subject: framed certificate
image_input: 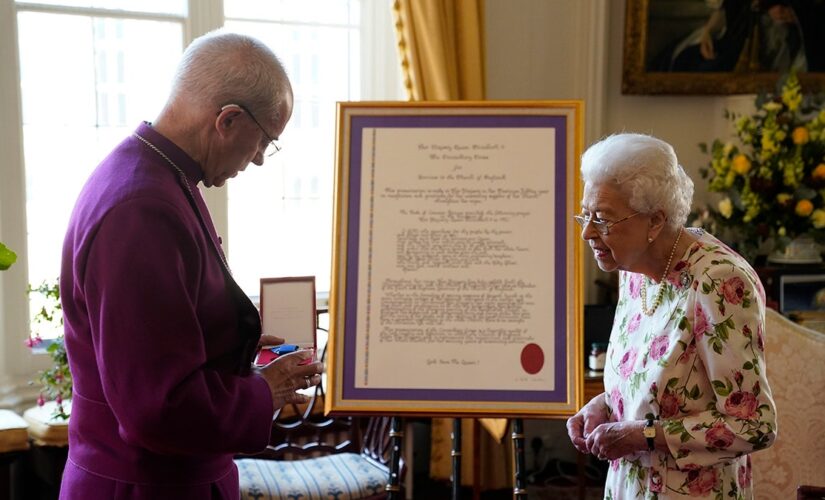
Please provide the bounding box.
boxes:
[326,101,584,417]
[260,276,317,350]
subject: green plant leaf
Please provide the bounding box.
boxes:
[0,242,17,270]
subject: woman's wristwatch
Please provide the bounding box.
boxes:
[643,417,656,451]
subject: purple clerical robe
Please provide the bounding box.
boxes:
[59,122,273,498]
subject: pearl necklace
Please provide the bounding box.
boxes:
[640,227,683,316]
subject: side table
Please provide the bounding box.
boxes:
[0,410,29,500]
[20,404,69,500]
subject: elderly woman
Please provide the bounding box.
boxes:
[566,133,776,499]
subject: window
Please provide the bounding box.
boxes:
[3,0,401,343]
[223,0,403,295]
[15,2,185,338]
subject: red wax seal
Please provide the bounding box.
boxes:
[520,343,544,374]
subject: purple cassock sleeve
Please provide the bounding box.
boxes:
[79,195,273,456]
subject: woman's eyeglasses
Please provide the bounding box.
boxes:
[573,212,640,235]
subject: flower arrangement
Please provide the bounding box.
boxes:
[697,72,825,257]
[25,280,71,420]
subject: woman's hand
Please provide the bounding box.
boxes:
[255,349,323,410]
[585,420,646,461]
[566,393,610,454]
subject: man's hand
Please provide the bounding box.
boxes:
[257,334,285,349]
[255,349,323,410]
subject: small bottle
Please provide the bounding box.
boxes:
[588,342,608,372]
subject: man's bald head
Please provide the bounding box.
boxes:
[168,31,291,124]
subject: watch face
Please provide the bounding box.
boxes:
[643,427,656,438]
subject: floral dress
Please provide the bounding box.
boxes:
[602,229,777,499]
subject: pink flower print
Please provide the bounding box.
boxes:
[742,324,752,338]
[610,386,624,420]
[678,341,696,364]
[721,276,746,305]
[610,459,620,471]
[667,261,688,286]
[617,348,638,379]
[649,469,663,493]
[628,274,642,299]
[738,456,752,488]
[694,303,711,341]
[627,313,642,334]
[649,335,669,361]
[685,467,719,496]
[659,388,682,418]
[725,391,759,420]
[734,371,743,387]
[705,421,735,449]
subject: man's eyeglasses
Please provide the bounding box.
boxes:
[220,103,281,157]
[573,211,640,235]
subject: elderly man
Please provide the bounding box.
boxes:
[59,31,322,498]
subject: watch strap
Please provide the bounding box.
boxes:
[645,417,655,451]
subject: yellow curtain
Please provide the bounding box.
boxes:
[392,0,486,101]
[392,0,510,490]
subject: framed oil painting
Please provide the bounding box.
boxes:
[325,101,585,418]
[622,0,825,95]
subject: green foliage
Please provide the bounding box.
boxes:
[27,280,71,420]
[0,242,17,270]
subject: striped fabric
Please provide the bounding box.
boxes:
[236,453,387,500]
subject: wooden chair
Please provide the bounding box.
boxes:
[798,485,825,500]
[235,338,403,500]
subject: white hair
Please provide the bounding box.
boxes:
[169,31,290,122]
[580,133,694,230]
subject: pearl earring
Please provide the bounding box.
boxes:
[648,237,653,243]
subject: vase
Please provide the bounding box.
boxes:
[767,235,823,264]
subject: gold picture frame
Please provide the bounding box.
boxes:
[325,100,585,417]
[622,0,825,95]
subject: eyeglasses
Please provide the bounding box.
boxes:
[220,103,281,157]
[573,211,640,235]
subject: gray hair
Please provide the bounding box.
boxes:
[169,31,290,122]
[580,133,694,230]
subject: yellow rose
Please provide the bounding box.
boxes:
[813,163,825,180]
[792,126,809,145]
[813,209,825,229]
[796,199,814,217]
[763,101,782,112]
[776,193,793,206]
[718,198,733,218]
[731,154,751,175]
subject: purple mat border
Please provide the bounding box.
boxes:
[342,113,569,403]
